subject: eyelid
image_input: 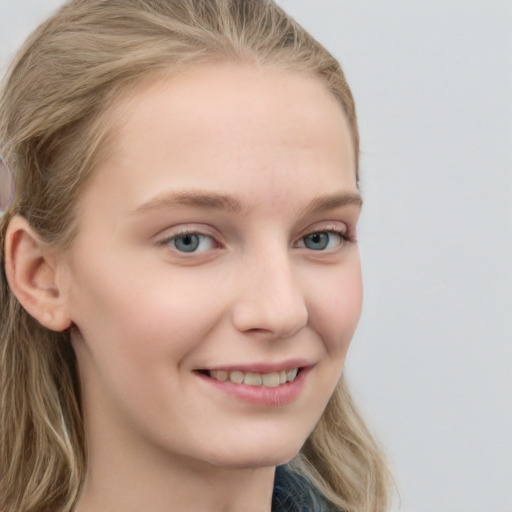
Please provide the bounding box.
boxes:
[296,221,349,239]
[155,223,218,240]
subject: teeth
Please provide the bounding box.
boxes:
[286,368,298,381]
[209,368,300,387]
[210,370,228,381]
[262,372,280,387]
[243,372,262,385]
[229,371,244,384]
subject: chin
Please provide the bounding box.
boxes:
[203,434,307,470]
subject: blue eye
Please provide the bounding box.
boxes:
[303,232,330,250]
[300,230,346,251]
[167,233,215,253]
[173,233,200,252]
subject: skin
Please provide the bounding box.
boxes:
[6,63,362,512]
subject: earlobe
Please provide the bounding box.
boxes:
[4,215,72,332]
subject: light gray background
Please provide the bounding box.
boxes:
[1,1,511,511]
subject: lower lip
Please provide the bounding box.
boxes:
[196,367,311,407]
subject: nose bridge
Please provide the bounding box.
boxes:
[231,241,309,338]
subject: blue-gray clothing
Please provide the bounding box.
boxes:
[272,465,337,512]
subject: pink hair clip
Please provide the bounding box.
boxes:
[0,157,16,212]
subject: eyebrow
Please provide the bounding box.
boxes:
[302,191,363,216]
[128,189,362,217]
[129,190,243,215]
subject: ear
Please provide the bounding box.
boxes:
[4,215,72,332]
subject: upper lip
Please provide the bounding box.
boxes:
[196,359,314,373]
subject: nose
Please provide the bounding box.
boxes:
[231,249,309,339]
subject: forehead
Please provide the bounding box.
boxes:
[81,63,357,220]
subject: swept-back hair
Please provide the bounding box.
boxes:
[0,1,392,511]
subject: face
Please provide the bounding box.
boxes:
[62,64,363,470]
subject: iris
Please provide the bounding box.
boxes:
[303,232,330,251]
[174,233,200,252]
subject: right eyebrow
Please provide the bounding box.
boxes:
[128,190,243,216]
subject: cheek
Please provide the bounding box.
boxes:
[68,253,226,367]
[309,256,363,356]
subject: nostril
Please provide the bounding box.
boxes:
[246,327,274,335]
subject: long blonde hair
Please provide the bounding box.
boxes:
[0,1,392,511]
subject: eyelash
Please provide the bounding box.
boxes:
[158,226,355,254]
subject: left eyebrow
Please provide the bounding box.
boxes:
[302,191,363,216]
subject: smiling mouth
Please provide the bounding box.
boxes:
[197,368,300,387]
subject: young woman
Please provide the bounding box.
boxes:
[0,1,393,511]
